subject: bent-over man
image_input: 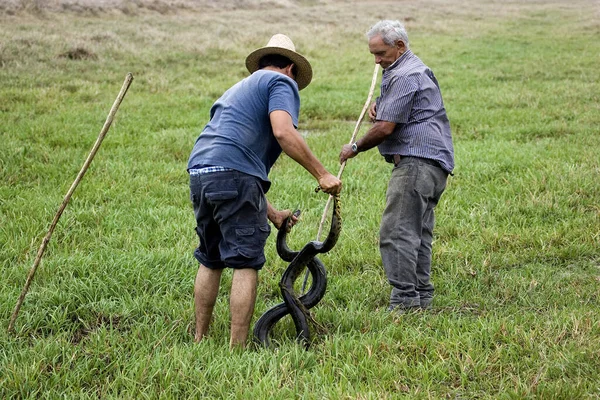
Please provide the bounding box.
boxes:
[188,34,342,348]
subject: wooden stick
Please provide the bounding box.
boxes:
[301,64,380,293]
[8,73,134,333]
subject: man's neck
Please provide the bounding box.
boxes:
[261,66,294,81]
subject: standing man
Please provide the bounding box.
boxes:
[188,34,342,348]
[339,20,454,312]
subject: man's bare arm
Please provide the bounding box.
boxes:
[270,110,341,194]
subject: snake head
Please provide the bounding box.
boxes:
[276,215,300,262]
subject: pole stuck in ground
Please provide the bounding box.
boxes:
[8,72,134,333]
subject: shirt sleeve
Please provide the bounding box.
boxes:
[376,74,418,124]
[268,77,300,128]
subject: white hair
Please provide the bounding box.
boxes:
[366,20,410,49]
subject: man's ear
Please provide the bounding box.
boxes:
[286,63,296,79]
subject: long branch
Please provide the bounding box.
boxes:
[8,73,134,333]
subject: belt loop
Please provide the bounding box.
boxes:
[393,154,401,166]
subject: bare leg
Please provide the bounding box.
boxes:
[194,264,223,342]
[229,268,258,349]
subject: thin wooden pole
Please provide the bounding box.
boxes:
[8,73,134,333]
[315,64,380,241]
[301,64,380,293]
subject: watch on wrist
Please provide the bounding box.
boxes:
[351,142,359,154]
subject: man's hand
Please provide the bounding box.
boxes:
[340,121,396,164]
[268,208,300,232]
[317,173,342,195]
[368,102,377,122]
[339,144,357,164]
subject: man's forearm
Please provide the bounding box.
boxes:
[266,200,277,223]
[276,129,328,180]
[270,110,329,180]
[354,121,395,152]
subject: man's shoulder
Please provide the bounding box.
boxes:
[396,54,428,74]
[386,60,432,90]
[383,67,420,90]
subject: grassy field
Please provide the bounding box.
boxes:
[1,0,599,398]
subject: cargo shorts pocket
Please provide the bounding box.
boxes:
[235,224,271,259]
[205,190,238,202]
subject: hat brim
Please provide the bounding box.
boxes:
[245,47,313,91]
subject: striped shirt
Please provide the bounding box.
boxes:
[376,50,454,173]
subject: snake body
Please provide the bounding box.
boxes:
[253,194,341,348]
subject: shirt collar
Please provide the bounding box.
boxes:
[384,49,413,73]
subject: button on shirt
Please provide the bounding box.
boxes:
[375,50,454,173]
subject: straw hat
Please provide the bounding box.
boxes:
[245,34,313,90]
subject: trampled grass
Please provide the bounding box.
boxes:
[1,0,599,398]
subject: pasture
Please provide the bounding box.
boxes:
[1,0,599,398]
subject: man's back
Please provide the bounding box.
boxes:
[187,70,300,190]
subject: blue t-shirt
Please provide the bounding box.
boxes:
[187,70,300,192]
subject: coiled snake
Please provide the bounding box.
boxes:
[253,193,341,349]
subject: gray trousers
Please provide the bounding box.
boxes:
[379,157,448,309]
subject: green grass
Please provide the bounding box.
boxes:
[1,1,600,398]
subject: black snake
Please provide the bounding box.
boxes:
[253,193,341,349]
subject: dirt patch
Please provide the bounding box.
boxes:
[70,313,128,344]
[58,47,98,60]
